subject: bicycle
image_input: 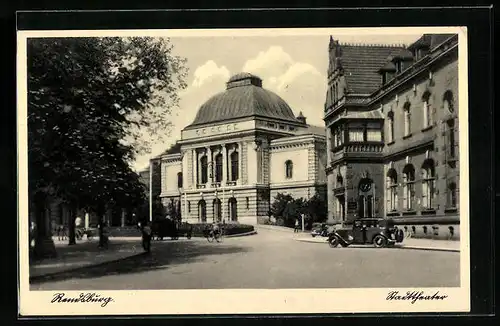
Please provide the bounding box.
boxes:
[205,227,224,243]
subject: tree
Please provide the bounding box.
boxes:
[305,193,328,224]
[27,37,187,252]
[270,193,294,220]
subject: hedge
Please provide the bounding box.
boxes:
[189,223,254,237]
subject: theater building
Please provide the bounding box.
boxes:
[154,73,327,225]
[324,34,460,239]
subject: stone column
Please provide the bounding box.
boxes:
[121,209,126,227]
[238,142,243,185]
[206,146,212,188]
[197,149,203,187]
[192,148,197,187]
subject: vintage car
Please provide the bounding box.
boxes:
[152,219,192,240]
[311,223,329,237]
[327,218,404,248]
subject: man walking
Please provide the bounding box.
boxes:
[294,218,300,233]
[140,221,152,253]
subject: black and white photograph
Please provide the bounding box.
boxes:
[18,26,470,315]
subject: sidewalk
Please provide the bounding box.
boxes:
[30,238,146,279]
[294,235,460,252]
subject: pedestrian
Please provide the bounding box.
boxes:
[294,218,300,233]
[141,220,152,252]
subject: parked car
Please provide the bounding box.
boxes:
[327,218,404,248]
[311,223,329,237]
[152,219,192,240]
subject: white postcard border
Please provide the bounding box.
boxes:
[17,26,470,316]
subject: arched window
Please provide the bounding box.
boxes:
[447,182,458,208]
[285,160,293,179]
[443,90,455,113]
[403,102,411,136]
[200,156,208,184]
[336,174,344,188]
[214,153,223,183]
[228,198,237,222]
[422,91,432,128]
[198,200,207,222]
[386,168,398,212]
[402,164,415,210]
[421,159,435,209]
[230,151,239,181]
[447,119,456,158]
[387,111,395,143]
[177,172,183,189]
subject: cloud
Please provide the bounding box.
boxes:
[132,60,231,171]
[192,60,230,88]
[133,48,328,171]
[242,46,327,126]
[242,46,293,82]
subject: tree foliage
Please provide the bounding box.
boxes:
[27,37,188,247]
[270,192,327,228]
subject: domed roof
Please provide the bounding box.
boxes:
[188,73,300,127]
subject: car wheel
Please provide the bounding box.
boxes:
[311,234,316,238]
[373,234,387,248]
[328,236,339,248]
[396,229,404,242]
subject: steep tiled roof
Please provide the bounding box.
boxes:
[407,34,455,51]
[339,45,408,94]
[188,73,299,127]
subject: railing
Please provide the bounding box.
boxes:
[344,143,384,153]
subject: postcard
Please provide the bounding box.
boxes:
[18,26,470,316]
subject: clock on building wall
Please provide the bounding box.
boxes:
[359,181,372,192]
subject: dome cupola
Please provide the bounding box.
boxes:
[187,72,300,127]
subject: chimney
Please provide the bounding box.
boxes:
[296,111,307,124]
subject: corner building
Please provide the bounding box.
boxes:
[156,73,327,225]
[324,34,460,240]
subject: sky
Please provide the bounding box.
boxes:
[132,33,423,171]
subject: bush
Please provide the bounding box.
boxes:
[189,223,254,237]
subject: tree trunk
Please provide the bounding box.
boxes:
[97,203,105,248]
[67,202,77,245]
[33,192,57,259]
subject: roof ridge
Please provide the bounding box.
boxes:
[340,42,406,48]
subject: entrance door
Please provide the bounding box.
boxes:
[358,196,365,218]
[366,195,373,218]
[358,177,374,218]
[228,198,237,222]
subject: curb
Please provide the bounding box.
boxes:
[294,238,460,252]
[29,251,148,283]
[224,231,258,238]
[398,246,460,253]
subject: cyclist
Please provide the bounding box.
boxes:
[211,221,220,237]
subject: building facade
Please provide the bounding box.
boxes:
[324,34,460,240]
[156,73,327,225]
